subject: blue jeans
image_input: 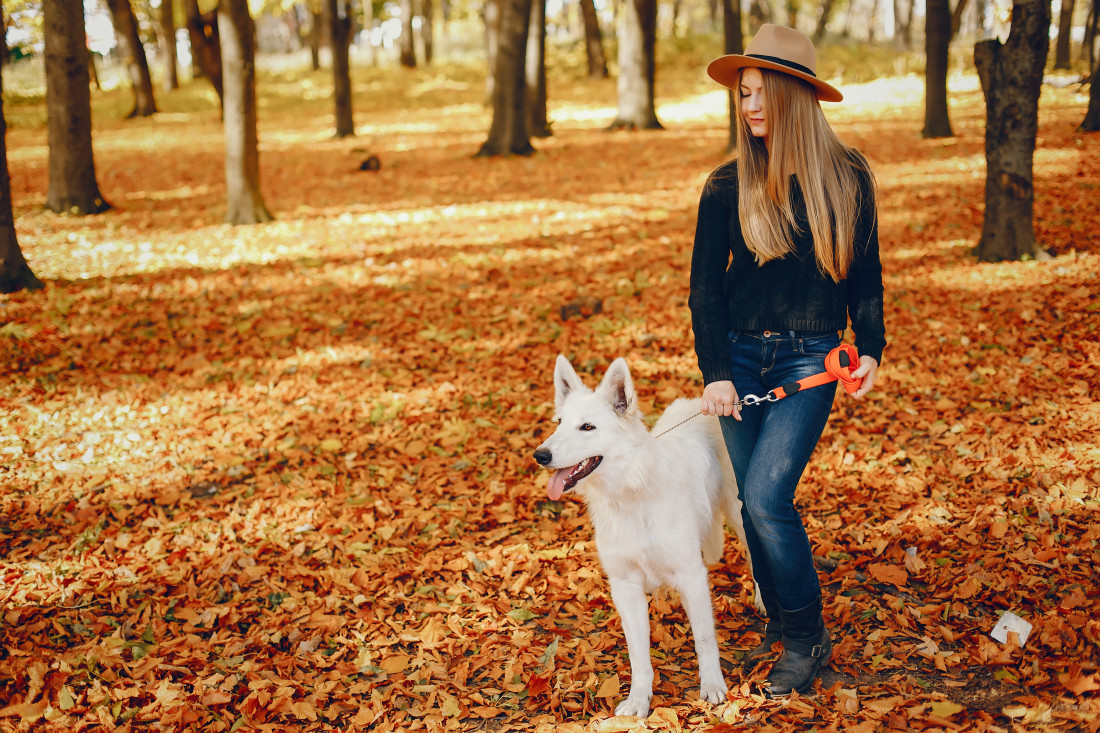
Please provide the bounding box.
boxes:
[718,330,840,612]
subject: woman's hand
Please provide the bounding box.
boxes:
[849,356,879,399]
[701,380,741,420]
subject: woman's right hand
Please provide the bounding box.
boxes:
[701,380,741,420]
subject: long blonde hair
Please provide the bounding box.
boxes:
[735,69,873,283]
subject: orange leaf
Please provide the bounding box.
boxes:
[867,563,908,588]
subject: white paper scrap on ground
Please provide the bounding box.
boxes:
[991,611,1033,646]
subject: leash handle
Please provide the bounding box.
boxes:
[738,344,863,407]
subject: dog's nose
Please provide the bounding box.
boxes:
[533,447,552,466]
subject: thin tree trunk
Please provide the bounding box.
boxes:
[923,0,954,138]
[0,9,44,294]
[814,0,837,41]
[159,0,179,92]
[184,0,223,103]
[477,0,535,156]
[951,0,972,35]
[44,0,109,215]
[423,0,434,64]
[973,0,1050,262]
[723,0,743,153]
[105,0,158,117]
[867,0,881,41]
[218,0,272,224]
[527,0,550,137]
[484,0,502,102]
[579,0,608,78]
[1080,59,1100,131]
[308,8,322,70]
[328,0,354,137]
[1054,0,1074,68]
[610,0,662,130]
[1082,0,1098,68]
[400,0,417,66]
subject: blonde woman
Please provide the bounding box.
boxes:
[688,24,886,698]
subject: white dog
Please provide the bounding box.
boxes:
[533,355,757,717]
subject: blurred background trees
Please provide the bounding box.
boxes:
[1,0,1097,251]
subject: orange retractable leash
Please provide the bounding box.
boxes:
[732,344,863,409]
[653,345,864,439]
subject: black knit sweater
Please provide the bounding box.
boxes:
[689,161,886,385]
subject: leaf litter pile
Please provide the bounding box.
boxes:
[2,67,1098,732]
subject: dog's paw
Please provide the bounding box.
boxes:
[614,693,652,718]
[699,679,728,705]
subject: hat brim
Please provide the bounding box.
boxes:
[708,55,844,103]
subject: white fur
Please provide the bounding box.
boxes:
[534,355,759,717]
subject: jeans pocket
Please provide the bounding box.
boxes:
[797,333,840,357]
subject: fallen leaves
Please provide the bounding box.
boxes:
[1,58,1099,733]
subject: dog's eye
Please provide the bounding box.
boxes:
[579,423,595,431]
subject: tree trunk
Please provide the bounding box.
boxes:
[894,0,915,50]
[610,0,662,130]
[218,0,272,224]
[1077,59,1100,130]
[974,0,1050,262]
[105,0,157,118]
[159,0,179,92]
[0,19,44,294]
[723,0,743,153]
[400,0,417,67]
[484,0,502,102]
[1054,0,1074,68]
[184,0,224,103]
[867,0,881,41]
[43,0,109,215]
[1082,0,1098,68]
[328,0,355,137]
[477,0,535,156]
[951,0,972,35]
[423,0,434,64]
[749,0,771,34]
[786,0,800,27]
[814,0,837,41]
[923,0,954,138]
[308,7,322,70]
[527,0,550,137]
[579,0,608,78]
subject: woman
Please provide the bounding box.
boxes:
[688,24,886,698]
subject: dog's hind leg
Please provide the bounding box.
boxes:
[677,564,727,705]
[608,577,654,717]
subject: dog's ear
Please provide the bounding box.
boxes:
[600,358,636,416]
[553,355,585,412]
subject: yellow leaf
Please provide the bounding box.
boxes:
[930,700,964,717]
[319,438,342,452]
[380,654,410,674]
[440,694,462,717]
[58,687,75,711]
[595,673,620,699]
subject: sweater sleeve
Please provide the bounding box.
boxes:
[846,169,887,363]
[689,171,736,384]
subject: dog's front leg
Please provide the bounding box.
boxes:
[678,565,727,705]
[608,577,653,717]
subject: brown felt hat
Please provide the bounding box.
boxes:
[707,24,843,103]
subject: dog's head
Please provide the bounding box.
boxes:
[532,355,640,500]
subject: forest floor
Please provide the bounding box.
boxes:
[2,45,1099,732]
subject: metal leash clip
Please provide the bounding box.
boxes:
[733,391,781,409]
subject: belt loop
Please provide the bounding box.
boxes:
[789,330,797,350]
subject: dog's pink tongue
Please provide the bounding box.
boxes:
[547,469,569,500]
